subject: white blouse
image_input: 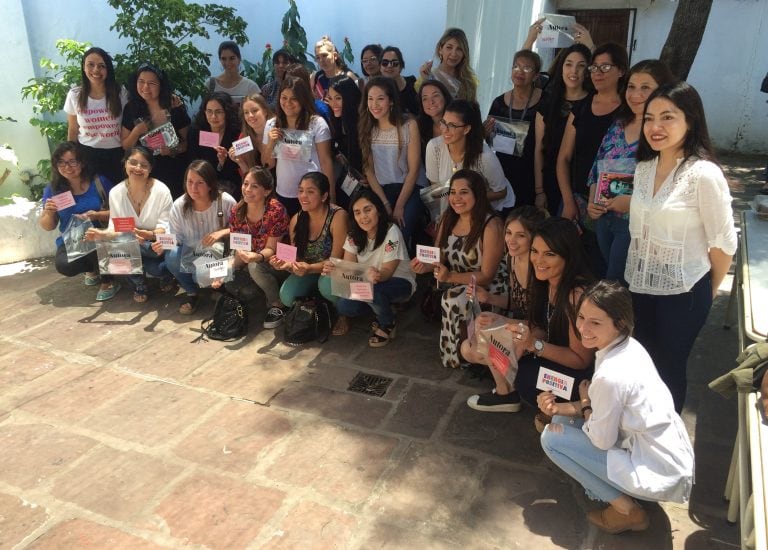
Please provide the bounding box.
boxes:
[584,337,694,503]
[625,157,737,294]
[107,179,173,232]
[167,192,237,245]
[425,137,515,210]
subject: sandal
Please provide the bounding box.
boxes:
[332,315,350,336]
[133,285,148,303]
[534,412,553,434]
[179,295,198,315]
[95,282,121,302]
[83,272,100,286]
[159,276,177,293]
[369,322,396,348]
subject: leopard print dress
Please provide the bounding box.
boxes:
[439,229,507,368]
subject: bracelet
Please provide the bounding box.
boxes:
[256,253,264,263]
[535,191,545,195]
[581,405,593,418]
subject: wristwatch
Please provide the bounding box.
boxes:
[533,339,545,356]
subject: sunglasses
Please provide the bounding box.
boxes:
[380,59,400,68]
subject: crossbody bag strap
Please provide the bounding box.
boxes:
[217,192,224,229]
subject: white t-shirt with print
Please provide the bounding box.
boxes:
[64,86,128,149]
[343,223,416,293]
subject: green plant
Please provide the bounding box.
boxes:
[0,116,46,201]
[281,0,314,71]
[242,44,274,87]
[341,37,355,68]
[20,39,90,147]
[107,0,248,101]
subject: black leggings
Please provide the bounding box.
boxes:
[54,244,111,282]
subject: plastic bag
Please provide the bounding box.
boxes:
[420,181,450,223]
[328,257,373,302]
[273,129,313,162]
[62,215,97,262]
[476,322,519,385]
[193,254,235,288]
[492,118,529,157]
[96,237,143,275]
[180,241,225,274]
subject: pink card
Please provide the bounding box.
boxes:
[199,130,220,148]
[349,281,373,301]
[276,242,297,263]
[50,191,76,210]
[144,132,165,150]
[112,217,136,232]
[109,258,132,274]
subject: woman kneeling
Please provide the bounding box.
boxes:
[539,280,694,534]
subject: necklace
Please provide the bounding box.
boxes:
[545,294,555,342]
[127,180,151,213]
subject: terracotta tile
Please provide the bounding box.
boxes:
[173,401,292,474]
[0,492,48,547]
[262,501,358,549]
[154,473,284,549]
[51,446,182,522]
[27,518,165,549]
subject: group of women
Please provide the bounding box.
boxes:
[41,23,739,536]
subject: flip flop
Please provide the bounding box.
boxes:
[179,295,198,315]
[96,282,121,302]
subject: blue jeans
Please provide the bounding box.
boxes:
[595,214,630,283]
[631,272,712,412]
[129,241,166,290]
[541,415,638,503]
[162,245,198,295]
[382,183,422,250]
[336,277,412,327]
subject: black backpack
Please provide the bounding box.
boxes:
[198,292,248,341]
[283,296,332,346]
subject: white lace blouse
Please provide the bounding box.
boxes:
[625,157,737,295]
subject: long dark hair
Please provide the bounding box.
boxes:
[181,160,219,217]
[276,75,316,130]
[348,188,391,253]
[444,99,484,169]
[360,44,383,76]
[504,205,547,247]
[358,76,407,172]
[194,91,240,135]
[541,44,592,158]
[51,141,95,193]
[615,59,676,125]
[577,280,634,341]
[417,79,452,156]
[293,171,331,258]
[636,81,717,165]
[234,166,275,223]
[328,74,362,166]
[127,62,173,113]
[78,47,122,118]
[437,169,492,253]
[527,217,593,345]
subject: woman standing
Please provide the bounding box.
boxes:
[226,167,290,328]
[539,281,693,534]
[357,44,383,90]
[261,49,295,110]
[121,63,191,198]
[39,141,117,301]
[486,49,543,207]
[466,217,594,412]
[626,82,737,412]
[411,169,504,369]
[326,74,363,209]
[425,99,515,213]
[534,44,592,215]
[263,76,335,215]
[310,36,358,100]
[187,92,241,199]
[153,160,236,314]
[379,46,420,116]
[585,60,676,282]
[269,172,349,315]
[86,146,173,303]
[228,93,274,173]
[358,76,423,250]
[322,189,415,346]
[207,41,261,105]
[418,28,478,102]
[65,47,127,186]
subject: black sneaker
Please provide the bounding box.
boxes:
[263,306,286,329]
[467,389,522,412]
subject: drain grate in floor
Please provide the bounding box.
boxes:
[347,372,393,398]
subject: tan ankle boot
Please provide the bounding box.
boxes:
[587,504,650,534]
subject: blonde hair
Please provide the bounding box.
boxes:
[238,93,273,169]
[435,28,477,101]
[315,35,343,69]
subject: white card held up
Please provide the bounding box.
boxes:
[229,232,252,251]
[536,367,575,400]
[156,233,177,250]
[416,244,440,264]
[232,136,254,156]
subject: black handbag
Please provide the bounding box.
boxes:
[420,286,443,323]
[283,296,331,346]
[198,292,248,341]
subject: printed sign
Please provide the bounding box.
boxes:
[538,13,577,48]
[156,233,177,250]
[536,367,576,400]
[595,172,634,206]
[276,242,298,263]
[349,281,374,301]
[209,259,228,278]
[232,136,254,156]
[229,232,252,251]
[477,324,518,384]
[416,244,440,265]
[50,191,76,210]
[199,130,220,148]
[329,258,371,301]
[112,217,136,233]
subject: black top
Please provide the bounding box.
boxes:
[569,96,618,197]
[488,91,541,206]
[399,76,420,116]
[186,125,242,201]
